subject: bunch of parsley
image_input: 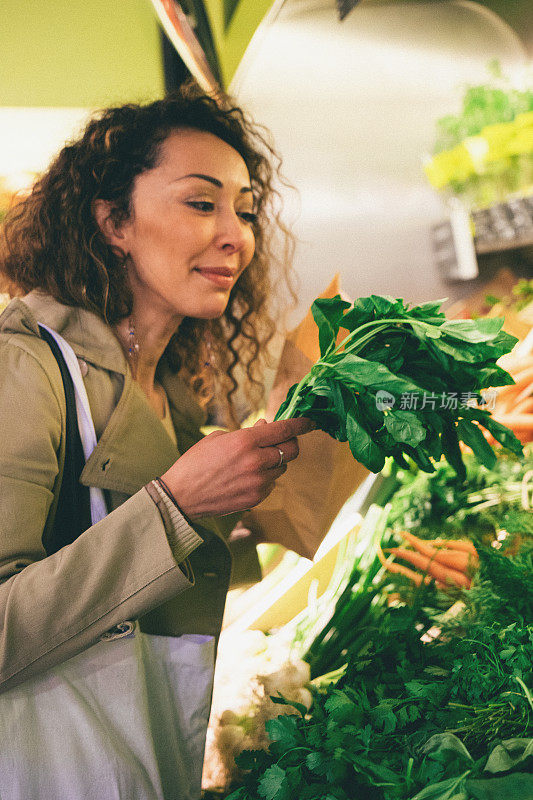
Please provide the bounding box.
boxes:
[275,295,522,480]
[226,590,532,800]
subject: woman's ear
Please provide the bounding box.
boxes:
[92,199,128,249]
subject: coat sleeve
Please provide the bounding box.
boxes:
[0,338,203,693]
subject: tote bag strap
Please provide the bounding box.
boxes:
[38,324,107,556]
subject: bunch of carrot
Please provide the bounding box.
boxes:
[377,530,478,590]
[491,347,533,444]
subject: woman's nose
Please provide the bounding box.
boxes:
[215,210,250,253]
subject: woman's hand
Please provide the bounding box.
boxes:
[161,417,314,519]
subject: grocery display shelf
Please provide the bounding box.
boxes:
[432,195,533,282]
[472,195,533,255]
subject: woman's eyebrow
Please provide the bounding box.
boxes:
[176,173,252,193]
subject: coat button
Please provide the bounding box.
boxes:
[78,358,88,377]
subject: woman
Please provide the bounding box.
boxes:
[0,83,312,799]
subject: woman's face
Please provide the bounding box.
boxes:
[115,128,257,320]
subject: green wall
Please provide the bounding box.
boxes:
[203,0,274,87]
[0,0,165,107]
[0,0,275,107]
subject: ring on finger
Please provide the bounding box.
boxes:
[276,447,284,467]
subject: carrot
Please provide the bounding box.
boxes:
[429,538,477,556]
[513,381,533,406]
[396,532,475,572]
[492,399,512,415]
[494,367,533,399]
[386,547,472,588]
[499,356,533,375]
[513,397,533,414]
[396,530,436,558]
[493,383,519,401]
[398,530,477,557]
[376,543,427,587]
[492,413,533,429]
[507,363,533,384]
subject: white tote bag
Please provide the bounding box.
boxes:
[0,326,214,800]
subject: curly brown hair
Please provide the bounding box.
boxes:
[0,82,295,424]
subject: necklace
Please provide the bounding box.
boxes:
[127,317,139,379]
[204,327,216,369]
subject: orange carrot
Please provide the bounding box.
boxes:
[493,413,533,429]
[514,397,533,414]
[499,357,533,377]
[386,547,471,588]
[396,532,475,572]
[398,530,477,557]
[396,530,437,558]
[430,538,478,556]
[492,399,512,415]
[513,381,533,406]
[506,364,533,384]
[376,543,426,587]
[494,368,533,401]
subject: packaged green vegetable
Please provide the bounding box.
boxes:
[275,295,523,480]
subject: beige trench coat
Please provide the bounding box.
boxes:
[0,292,261,693]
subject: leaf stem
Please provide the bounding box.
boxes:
[275,746,313,766]
[331,318,433,358]
[514,676,533,711]
[278,318,426,419]
[405,757,414,785]
[276,371,314,420]
[462,638,504,676]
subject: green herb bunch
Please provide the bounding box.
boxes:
[226,597,532,800]
[227,605,532,799]
[275,295,522,480]
[486,278,533,313]
[442,621,533,750]
[434,60,533,153]
[387,446,533,545]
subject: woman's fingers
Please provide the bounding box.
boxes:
[264,463,288,481]
[251,417,315,446]
[160,418,311,520]
[253,417,311,470]
[263,439,299,470]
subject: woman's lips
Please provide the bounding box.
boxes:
[195,267,235,288]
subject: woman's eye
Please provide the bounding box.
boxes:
[238,211,258,225]
[186,201,214,212]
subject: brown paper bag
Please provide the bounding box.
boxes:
[249,276,369,560]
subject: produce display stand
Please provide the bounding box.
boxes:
[202,276,533,800]
[473,195,533,255]
[223,474,376,633]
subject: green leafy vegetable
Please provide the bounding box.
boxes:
[225,443,533,800]
[275,294,522,479]
[433,61,533,153]
[227,545,532,800]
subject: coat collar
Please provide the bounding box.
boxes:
[1,292,208,494]
[80,367,183,494]
[14,291,129,375]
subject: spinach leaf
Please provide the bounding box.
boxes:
[456,418,497,469]
[384,409,426,446]
[311,296,351,356]
[440,317,503,343]
[327,354,421,396]
[346,408,386,472]
[275,294,522,478]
